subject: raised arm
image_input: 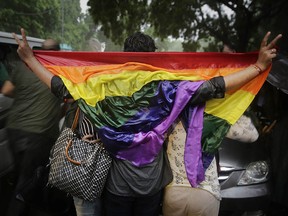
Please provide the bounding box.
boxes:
[12,28,53,88]
[224,32,282,91]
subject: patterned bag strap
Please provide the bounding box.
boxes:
[65,136,101,165]
[66,139,81,165]
[65,107,101,165]
[66,107,81,165]
[71,107,80,131]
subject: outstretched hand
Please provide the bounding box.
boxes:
[12,28,54,88]
[256,32,282,71]
[12,28,35,63]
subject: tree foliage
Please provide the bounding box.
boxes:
[0,0,90,50]
[0,0,60,38]
[88,0,288,52]
[58,0,89,50]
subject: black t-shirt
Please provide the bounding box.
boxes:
[7,62,61,139]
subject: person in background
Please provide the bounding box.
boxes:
[162,37,281,216]
[1,39,62,216]
[162,43,233,216]
[12,28,281,216]
[102,32,173,216]
[0,45,9,90]
[221,43,236,53]
[269,90,288,215]
[41,39,61,51]
[163,118,220,216]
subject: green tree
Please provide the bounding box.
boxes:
[57,0,89,50]
[88,0,288,52]
[0,0,61,38]
[0,0,91,50]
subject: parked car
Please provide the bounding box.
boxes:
[0,30,44,49]
[218,53,288,216]
[218,137,271,216]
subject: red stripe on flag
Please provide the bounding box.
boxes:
[34,51,259,69]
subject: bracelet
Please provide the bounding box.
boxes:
[251,64,263,74]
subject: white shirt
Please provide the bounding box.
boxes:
[166,119,221,200]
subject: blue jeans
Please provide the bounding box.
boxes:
[73,197,102,216]
[103,190,163,216]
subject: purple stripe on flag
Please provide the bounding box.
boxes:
[116,81,204,167]
[184,103,206,187]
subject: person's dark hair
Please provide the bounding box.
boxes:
[124,32,157,52]
[219,43,236,53]
[41,39,60,51]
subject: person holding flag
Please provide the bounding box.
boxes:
[12,28,281,216]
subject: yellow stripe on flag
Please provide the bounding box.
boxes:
[205,90,255,124]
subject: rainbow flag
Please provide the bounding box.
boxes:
[35,51,269,186]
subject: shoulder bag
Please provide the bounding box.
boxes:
[48,107,112,201]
